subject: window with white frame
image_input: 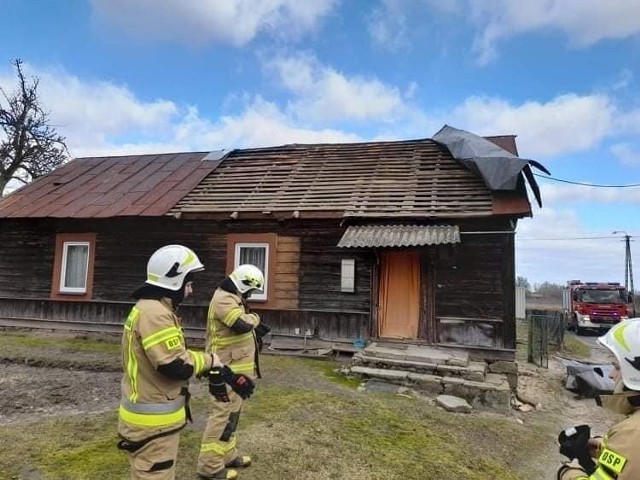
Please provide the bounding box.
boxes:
[60,242,90,294]
[234,243,269,301]
[341,259,355,293]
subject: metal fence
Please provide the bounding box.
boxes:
[527,309,565,368]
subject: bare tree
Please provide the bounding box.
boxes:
[0,59,68,195]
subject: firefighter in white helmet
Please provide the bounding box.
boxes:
[557,318,640,479]
[117,245,254,480]
[197,264,269,480]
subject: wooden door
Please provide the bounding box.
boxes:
[378,251,420,339]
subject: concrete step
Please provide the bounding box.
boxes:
[363,342,470,367]
[348,365,511,414]
[353,353,487,382]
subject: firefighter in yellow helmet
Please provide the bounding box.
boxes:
[197,264,269,480]
[117,245,254,480]
[557,318,640,480]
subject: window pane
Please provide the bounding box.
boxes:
[239,247,266,273]
[341,259,355,293]
[64,244,89,289]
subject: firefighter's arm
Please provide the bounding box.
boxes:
[556,460,589,480]
[595,425,633,479]
[138,310,218,379]
[213,295,260,333]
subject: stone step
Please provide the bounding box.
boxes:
[362,342,469,367]
[353,353,487,382]
[349,365,511,414]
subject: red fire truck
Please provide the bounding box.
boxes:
[563,280,635,335]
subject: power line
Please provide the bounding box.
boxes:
[533,173,640,188]
[517,236,621,241]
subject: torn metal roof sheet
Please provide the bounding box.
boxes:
[337,224,460,248]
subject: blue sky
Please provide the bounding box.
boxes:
[2,0,640,288]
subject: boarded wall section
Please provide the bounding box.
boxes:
[433,230,515,350]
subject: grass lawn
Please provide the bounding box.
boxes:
[0,332,552,479]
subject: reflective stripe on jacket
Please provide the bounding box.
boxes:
[118,297,213,441]
[206,288,260,378]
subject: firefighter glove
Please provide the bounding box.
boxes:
[255,323,271,339]
[220,365,255,399]
[208,367,230,402]
[557,425,597,475]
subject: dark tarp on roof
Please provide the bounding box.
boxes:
[432,125,550,207]
[337,225,460,248]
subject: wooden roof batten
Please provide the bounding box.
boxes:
[171,137,531,220]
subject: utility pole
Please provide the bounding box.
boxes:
[613,231,635,313]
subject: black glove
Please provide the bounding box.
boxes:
[208,367,230,402]
[220,365,255,400]
[255,323,271,338]
[558,425,597,475]
[255,323,271,352]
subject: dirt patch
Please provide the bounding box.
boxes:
[0,362,121,426]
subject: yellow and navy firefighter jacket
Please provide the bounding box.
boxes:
[118,297,214,442]
[558,408,640,480]
[206,288,260,379]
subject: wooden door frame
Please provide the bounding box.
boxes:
[369,248,436,342]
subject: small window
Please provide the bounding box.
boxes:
[341,259,355,293]
[51,233,96,300]
[235,242,269,301]
[60,242,90,293]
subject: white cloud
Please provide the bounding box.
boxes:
[538,182,640,206]
[367,0,464,51]
[611,143,640,167]
[265,53,410,122]
[90,0,337,46]
[516,208,636,286]
[0,63,361,158]
[447,94,615,158]
[468,0,640,65]
[170,97,362,149]
[367,0,411,52]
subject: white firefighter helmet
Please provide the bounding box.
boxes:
[230,264,264,294]
[145,244,204,291]
[598,318,640,390]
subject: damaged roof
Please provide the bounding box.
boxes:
[432,125,550,207]
[0,151,222,218]
[173,137,532,219]
[0,128,542,221]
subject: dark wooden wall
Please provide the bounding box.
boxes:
[0,217,516,348]
[432,227,516,349]
[0,218,372,340]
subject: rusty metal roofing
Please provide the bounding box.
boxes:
[0,152,222,218]
[337,224,460,248]
[173,138,530,219]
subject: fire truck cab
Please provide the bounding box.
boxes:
[563,280,635,335]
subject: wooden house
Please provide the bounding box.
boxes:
[0,128,542,360]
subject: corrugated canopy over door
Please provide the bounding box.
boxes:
[337,225,460,248]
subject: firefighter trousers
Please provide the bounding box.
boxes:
[126,430,180,480]
[197,390,244,476]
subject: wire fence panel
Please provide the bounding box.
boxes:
[527,309,564,368]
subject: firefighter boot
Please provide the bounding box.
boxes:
[225,455,251,468]
[198,468,238,480]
